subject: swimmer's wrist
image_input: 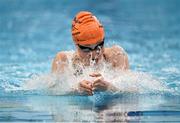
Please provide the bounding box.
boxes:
[71,83,80,94]
[71,83,86,95]
[107,83,118,92]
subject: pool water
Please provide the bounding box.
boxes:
[0,0,180,122]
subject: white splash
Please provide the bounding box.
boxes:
[2,51,171,95]
[17,51,170,95]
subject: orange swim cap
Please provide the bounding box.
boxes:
[72,11,104,45]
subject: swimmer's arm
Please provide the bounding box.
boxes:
[51,52,68,73]
[90,73,119,92]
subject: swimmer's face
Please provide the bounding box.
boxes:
[76,40,104,62]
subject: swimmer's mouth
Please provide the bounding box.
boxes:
[91,58,99,63]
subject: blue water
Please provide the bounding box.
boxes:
[0,0,180,122]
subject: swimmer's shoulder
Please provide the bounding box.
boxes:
[51,51,74,73]
[104,45,129,69]
[55,51,68,61]
[104,45,127,59]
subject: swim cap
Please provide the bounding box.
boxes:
[72,11,104,45]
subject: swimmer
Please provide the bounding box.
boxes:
[52,11,129,95]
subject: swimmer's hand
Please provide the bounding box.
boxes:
[78,80,93,95]
[90,73,110,92]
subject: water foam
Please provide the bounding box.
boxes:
[26,51,173,95]
[1,51,172,95]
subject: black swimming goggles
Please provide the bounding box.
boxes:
[77,39,104,52]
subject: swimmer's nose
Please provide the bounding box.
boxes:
[90,50,98,59]
[91,50,99,55]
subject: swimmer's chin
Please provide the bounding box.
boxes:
[89,58,101,66]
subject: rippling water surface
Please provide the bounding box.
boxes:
[0,0,180,122]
